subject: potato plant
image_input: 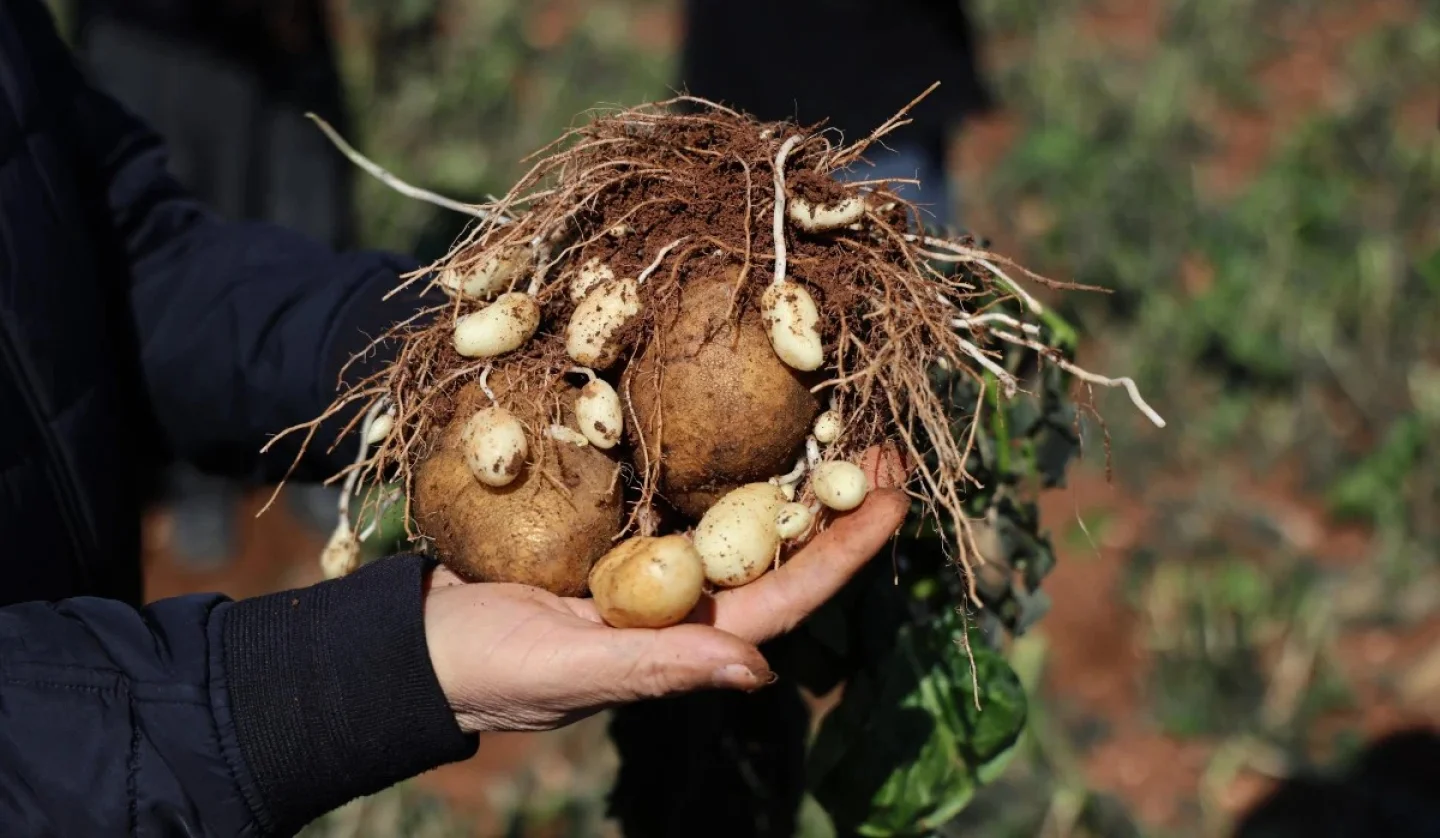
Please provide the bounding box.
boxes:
[263,92,1161,834]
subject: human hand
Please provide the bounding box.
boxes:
[422,446,910,734]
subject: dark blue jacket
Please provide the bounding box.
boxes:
[0,1,476,835]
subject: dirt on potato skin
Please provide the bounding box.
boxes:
[622,268,823,520]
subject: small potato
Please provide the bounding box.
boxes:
[569,257,616,302]
[460,406,528,487]
[589,535,706,629]
[812,410,841,444]
[365,412,395,446]
[774,502,813,540]
[566,278,642,368]
[810,461,869,512]
[693,483,786,588]
[453,292,541,358]
[761,281,824,372]
[319,521,360,580]
[576,379,623,449]
[442,244,530,300]
[787,195,866,233]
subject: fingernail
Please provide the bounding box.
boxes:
[714,664,762,690]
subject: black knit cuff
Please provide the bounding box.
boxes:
[220,553,477,835]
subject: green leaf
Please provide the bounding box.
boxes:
[1415,246,1440,295]
[807,610,1028,837]
[1327,415,1425,522]
[353,481,411,560]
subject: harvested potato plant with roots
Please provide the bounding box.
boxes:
[265,90,1165,631]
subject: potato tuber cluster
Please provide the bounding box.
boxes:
[266,93,1164,631]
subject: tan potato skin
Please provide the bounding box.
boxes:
[414,381,623,596]
[624,269,823,520]
[588,535,705,629]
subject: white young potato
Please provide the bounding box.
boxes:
[774,502,814,541]
[761,281,824,372]
[810,461,869,511]
[812,410,842,444]
[566,278,642,368]
[453,292,541,359]
[569,256,616,302]
[575,379,623,449]
[460,407,529,487]
[787,195,866,233]
[319,521,360,580]
[693,483,786,588]
[589,535,706,629]
[441,243,531,300]
[364,412,395,446]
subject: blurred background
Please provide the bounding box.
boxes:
[43,0,1440,835]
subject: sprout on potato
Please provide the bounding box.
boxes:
[589,535,705,629]
[460,406,528,487]
[453,292,541,359]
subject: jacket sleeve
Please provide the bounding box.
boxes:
[42,0,439,483]
[0,553,478,837]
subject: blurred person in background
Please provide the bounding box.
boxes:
[0,3,911,833]
[678,0,995,232]
[68,0,355,569]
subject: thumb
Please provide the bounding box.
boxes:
[597,623,775,704]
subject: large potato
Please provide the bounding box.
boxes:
[414,379,623,596]
[624,268,823,519]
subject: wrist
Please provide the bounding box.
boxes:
[421,570,493,735]
[220,553,478,834]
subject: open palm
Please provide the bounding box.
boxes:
[422,447,910,734]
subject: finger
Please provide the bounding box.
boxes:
[859,443,910,489]
[706,486,909,643]
[562,595,603,623]
[589,623,774,703]
[428,565,467,589]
